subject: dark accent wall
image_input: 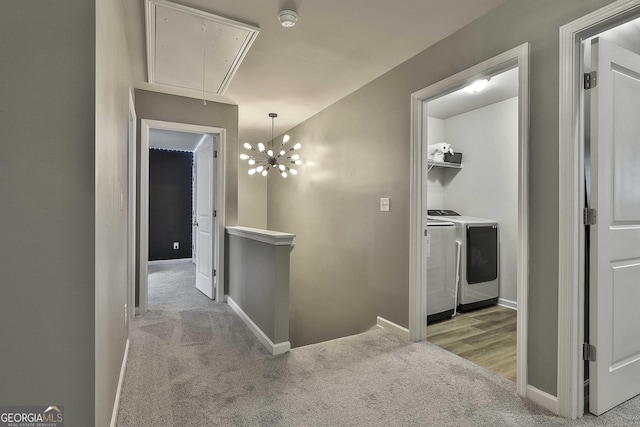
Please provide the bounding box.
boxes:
[149,149,194,260]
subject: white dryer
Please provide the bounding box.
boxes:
[426,220,457,323]
[428,210,499,312]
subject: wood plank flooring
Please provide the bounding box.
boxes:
[427,305,517,382]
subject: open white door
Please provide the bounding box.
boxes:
[589,37,640,415]
[194,136,216,299]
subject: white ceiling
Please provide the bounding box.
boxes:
[428,67,519,120]
[149,128,206,151]
[123,0,507,143]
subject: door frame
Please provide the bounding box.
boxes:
[409,43,530,397]
[558,0,640,419]
[128,89,137,323]
[139,119,226,313]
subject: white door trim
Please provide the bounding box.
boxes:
[139,119,226,313]
[409,43,530,398]
[557,0,640,419]
[128,89,137,323]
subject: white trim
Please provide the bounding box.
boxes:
[227,297,291,356]
[409,43,530,399]
[109,339,130,427]
[226,226,296,246]
[376,316,410,340]
[128,89,137,323]
[527,384,559,415]
[140,119,227,314]
[557,1,640,419]
[148,258,193,265]
[498,298,518,310]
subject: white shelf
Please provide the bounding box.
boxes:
[427,160,463,172]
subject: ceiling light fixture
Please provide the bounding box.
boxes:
[278,9,298,28]
[465,79,489,93]
[241,113,302,178]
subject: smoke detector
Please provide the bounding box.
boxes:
[278,9,298,27]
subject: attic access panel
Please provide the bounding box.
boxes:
[145,0,259,96]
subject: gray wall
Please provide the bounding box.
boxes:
[0,2,96,426]
[95,0,132,424]
[227,234,291,344]
[267,0,615,395]
[134,90,239,304]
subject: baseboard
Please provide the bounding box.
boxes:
[148,258,193,265]
[376,316,410,340]
[498,298,518,310]
[227,297,290,356]
[110,339,130,427]
[527,384,559,415]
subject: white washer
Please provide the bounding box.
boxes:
[426,220,457,323]
[428,210,499,312]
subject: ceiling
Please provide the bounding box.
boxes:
[428,67,519,120]
[123,0,507,143]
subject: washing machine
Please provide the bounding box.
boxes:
[428,210,499,312]
[426,220,457,323]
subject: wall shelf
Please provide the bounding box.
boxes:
[427,160,463,172]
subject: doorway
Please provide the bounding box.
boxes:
[558,1,640,419]
[139,120,226,314]
[409,43,530,397]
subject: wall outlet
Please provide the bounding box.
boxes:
[124,304,128,325]
[173,242,179,250]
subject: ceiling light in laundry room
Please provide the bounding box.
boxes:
[465,79,489,93]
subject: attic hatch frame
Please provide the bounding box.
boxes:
[145,0,259,96]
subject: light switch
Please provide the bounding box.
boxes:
[380,197,390,212]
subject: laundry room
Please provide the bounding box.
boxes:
[425,67,519,381]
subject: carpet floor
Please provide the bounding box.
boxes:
[117,262,640,426]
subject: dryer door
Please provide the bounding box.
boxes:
[466,225,498,284]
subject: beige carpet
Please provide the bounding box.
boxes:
[116,262,640,426]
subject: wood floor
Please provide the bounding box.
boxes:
[427,305,517,382]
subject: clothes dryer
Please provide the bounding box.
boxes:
[428,210,499,312]
[426,220,457,323]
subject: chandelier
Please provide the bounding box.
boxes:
[240,113,302,178]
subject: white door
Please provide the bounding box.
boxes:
[194,137,216,299]
[589,37,640,415]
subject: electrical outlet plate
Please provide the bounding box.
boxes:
[173,242,179,250]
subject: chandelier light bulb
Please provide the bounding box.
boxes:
[241,113,302,178]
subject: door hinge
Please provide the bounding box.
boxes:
[584,208,597,225]
[583,343,597,362]
[213,269,217,277]
[214,210,217,218]
[584,71,597,90]
[214,150,218,158]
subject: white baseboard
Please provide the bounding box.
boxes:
[148,258,193,265]
[376,316,410,340]
[227,297,290,356]
[110,338,130,427]
[527,384,559,415]
[498,298,518,310]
